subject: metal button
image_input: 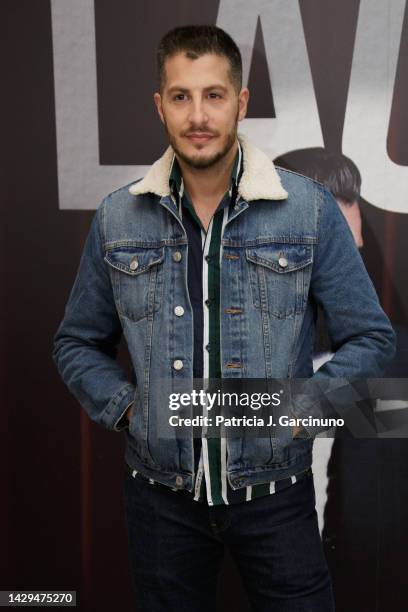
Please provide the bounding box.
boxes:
[130,257,139,271]
[174,305,185,317]
[173,251,182,262]
[205,298,212,307]
[205,344,211,352]
[175,475,183,487]
[278,256,288,268]
[205,255,211,262]
[173,359,184,370]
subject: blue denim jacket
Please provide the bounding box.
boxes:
[52,134,396,492]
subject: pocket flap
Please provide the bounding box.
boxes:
[104,246,165,276]
[245,243,312,273]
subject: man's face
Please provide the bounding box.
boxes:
[154,52,249,169]
[337,199,364,249]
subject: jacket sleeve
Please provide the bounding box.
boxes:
[52,200,135,432]
[291,185,396,437]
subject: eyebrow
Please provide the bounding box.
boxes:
[166,84,229,95]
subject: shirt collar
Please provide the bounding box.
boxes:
[169,141,243,200]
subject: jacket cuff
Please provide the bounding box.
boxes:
[113,399,134,432]
[289,401,330,439]
[100,383,136,432]
[289,378,356,439]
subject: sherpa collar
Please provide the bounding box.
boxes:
[128,133,288,202]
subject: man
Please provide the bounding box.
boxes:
[52,25,396,611]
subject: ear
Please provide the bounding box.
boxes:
[238,88,249,122]
[154,92,164,124]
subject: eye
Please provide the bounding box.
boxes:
[173,93,187,101]
[208,92,222,99]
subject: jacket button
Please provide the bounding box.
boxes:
[278,256,288,268]
[173,251,182,262]
[175,475,183,487]
[205,298,212,307]
[173,359,184,370]
[174,305,185,317]
[130,257,139,270]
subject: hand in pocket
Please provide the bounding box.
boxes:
[126,402,134,423]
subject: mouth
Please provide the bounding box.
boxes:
[184,133,215,145]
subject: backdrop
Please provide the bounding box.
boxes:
[2,1,407,610]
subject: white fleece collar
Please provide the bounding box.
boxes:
[128,133,288,202]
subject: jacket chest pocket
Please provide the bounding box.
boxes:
[245,243,313,318]
[104,246,165,322]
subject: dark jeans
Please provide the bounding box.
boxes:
[122,465,335,612]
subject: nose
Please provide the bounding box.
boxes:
[188,96,209,127]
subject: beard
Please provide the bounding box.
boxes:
[163,110,239,170]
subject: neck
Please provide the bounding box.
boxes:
[176,139,238,202]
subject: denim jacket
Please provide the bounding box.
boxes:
[52,134,396,492]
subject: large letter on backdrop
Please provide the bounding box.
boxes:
[216,0,324,159]
[343,0,407,213]
[51,0,147,210]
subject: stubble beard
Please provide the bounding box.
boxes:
[163,111,239,170]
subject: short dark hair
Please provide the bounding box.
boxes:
[157,25,242,93]
[274,148,361,204]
